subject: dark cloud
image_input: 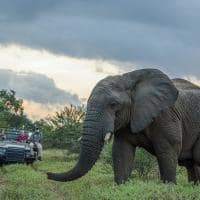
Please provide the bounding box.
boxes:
[0,69,81,105]
[0,1,200,76]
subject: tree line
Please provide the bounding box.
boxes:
[0,89,85,152]
[0,89,156,175]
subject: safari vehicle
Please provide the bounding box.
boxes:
[0,128,37,164]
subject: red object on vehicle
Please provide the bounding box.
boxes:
[16,132,28,143]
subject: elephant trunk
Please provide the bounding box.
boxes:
[47,110,106,182]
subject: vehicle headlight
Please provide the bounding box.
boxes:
[26,152,31,156]
[25,151,32,157]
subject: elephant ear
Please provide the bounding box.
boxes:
[130,69,178,133]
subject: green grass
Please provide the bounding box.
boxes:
[0,149,200,200]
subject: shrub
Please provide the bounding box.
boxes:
[134,148,158,178]
[100,141,158,179]
[36,105,85,151]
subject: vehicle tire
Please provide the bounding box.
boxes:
[26,159,35,165]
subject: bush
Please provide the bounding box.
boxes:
[36,105,85,151]
[134,148,158,178]
[100,141,158,178]
[100,142,113,165]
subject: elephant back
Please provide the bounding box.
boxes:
[172,78,200,91]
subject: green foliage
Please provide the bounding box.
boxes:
[0,90,23,115]
[100,142,158,178]
[0,149,199,200]
[0,90,34,129]
[134,148,158,178]
[100,142,113,166]
[36,105,85,151]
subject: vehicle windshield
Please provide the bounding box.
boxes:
[4,129,20,141]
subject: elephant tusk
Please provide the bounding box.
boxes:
[77,136,82,142]
[104,132,112,141]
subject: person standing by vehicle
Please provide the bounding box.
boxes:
[30,128,42,161]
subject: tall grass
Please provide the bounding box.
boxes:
[0,149,199,200]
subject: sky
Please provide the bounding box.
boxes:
[0,1,199,119]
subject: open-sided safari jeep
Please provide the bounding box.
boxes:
[0,128,38,164]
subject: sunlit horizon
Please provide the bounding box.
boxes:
[0,44,124,99]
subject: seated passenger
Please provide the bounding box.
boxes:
[16,129,28,143]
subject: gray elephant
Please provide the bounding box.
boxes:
[47,68,200,184]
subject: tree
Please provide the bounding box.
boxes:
[36,105,85,151]
[0,90,34,129]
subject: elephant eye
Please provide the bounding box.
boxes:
[110,101,118,109]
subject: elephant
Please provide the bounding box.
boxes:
[47,68,200,184]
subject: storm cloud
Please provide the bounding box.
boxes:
[0,69,81,105]
[0,1,200,76]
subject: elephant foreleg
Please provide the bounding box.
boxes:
[154,140,178,183]
[112,134,136,184]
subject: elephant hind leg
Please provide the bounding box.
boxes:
[186,165,197,182]
[186,164,200,183]
[193,137,200,166]
[187,137,200,183]
[112,132,136,184]
[193,165,200,183]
